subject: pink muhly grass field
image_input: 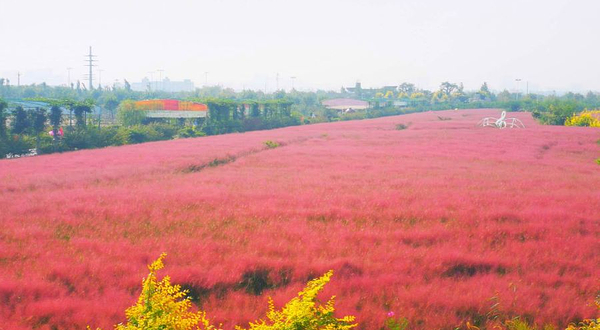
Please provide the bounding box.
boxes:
[0,109,598,330]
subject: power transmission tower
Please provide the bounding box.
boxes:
[84,46,98,89]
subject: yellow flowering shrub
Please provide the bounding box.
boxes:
[90,255,354,330]
[566,319,600,330]
[114,253,219,330]
[565,300,600,330]
[565,110,600,127]
[236,270,356,330]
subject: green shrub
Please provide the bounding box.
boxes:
[98,126,129,146]
[152,123,179,139]
[122,124,177,144]
[117,108,147,127]
[0,138,7,158]
[63,127,95,150]
[127,126,158,144]
[384,314,409,330]
[263,140,280,149]
[176,127,205,138]
[3,135,34,157]
[36,134,68,154]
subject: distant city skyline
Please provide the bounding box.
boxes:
[1,0,599,93]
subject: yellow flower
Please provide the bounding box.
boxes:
[236,270,356,330]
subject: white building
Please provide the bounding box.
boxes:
[131,77,195,92]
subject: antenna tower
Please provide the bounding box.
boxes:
[84,46,98,89]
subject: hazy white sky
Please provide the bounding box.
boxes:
[1,0,599,92]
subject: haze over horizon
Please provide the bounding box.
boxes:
[1,0,599,93]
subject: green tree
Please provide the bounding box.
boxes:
[104,97,119,120]
[29,107,47,151]
[12,106,29,134]
[439,82,458,97]
[250,102,260,117]
[117,100,147,126]
[124,79,131,91]
[398,82,416,95]
[585,91,598,104]
[49,105,63,150]
[73,102,93,128]
[273,90,286,99]
[49,106,62,135]
[497,89,513,102]
[451,83,467,102]
[0,99,7,138]
[477,82,492,100]
[431,90,447,103]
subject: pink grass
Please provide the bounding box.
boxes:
[0,109,598,330]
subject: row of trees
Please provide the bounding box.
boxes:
[348,81,600,114]
[4,76,600,113]
[201,99,298,135]
[370,82,493,103]
[0,98,101,157]
[202,99,293,121]
[0,94,302,158]
[0,97,191,158]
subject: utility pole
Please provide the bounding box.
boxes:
[67,67,73,87]
[84,46,98,89]
[515,78,522,100]
[157,69,164,91]
[17,72,21,86]
[148,71,155,91]
[291,76,296,91]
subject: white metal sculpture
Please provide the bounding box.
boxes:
[477,111,525,129]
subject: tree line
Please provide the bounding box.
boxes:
[1,79,599,159]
